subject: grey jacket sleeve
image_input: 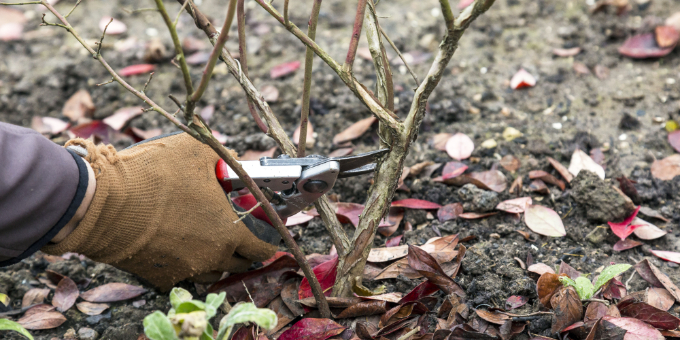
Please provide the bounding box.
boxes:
[0,122,88,265]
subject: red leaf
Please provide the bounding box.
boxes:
[332,116,377,145]
[445,133,474,161]
[634,259,680,303]
[613,238,642,251]
[270,60,301,79]
[442,162,468,180]
[651,250,680,264]
[510,69,536,89]
[119,64,156,76]
[617,300,680,330]
[407,245,464,296]
[437,203,464,222]
[669,130,680,153]
[398,281,440,304]
[69,121,113,144]
[335,202,365,227]
[391,199,442,210]
[656,25,680,48]
[619,33,675,59]
[505,295,528,310]
[601,316,665,339]
[277,318,344,340]
[208,254,298,297]
[386,235,403,247]
[298,257,338,300]
[52,277,78,312]
[262,252,294,267]
[608,206,641,240]
[80,283,147,303]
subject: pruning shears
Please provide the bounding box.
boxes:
[216,149,389,219]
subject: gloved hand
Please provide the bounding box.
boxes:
[41,132,280,290]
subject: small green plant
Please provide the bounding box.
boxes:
[0,319,33,340]
[143,288,277,340]
[559,263,632,300]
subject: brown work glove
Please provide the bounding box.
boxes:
[41,132,280,290]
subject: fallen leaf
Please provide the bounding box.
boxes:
[23,304,56,317]
[119,64,156,76]
[647,287,675,311]
[585,301,608,323]
[553,47,581,57]
[398,281,440,305]
[529,170,565,190]
[619,33,674,59]
[517,230,536,242]
[240,147,277,161]
[293,120,315,147]
[267,296,295,335]
[537,273,564,308]
[386,235,402,247]
[327,148,353,158]
[558,261,582,279]
[76,301,109,315]
[569,149,605,179]
[410,161,436,176]
[429,133,452,150]
[546,157,573,183]
[52,277,78,312]
[618,300,680,330]
[277,318,345,340]
[608,221,642,241]
[651,154,680,180]
[333,116,377,145]
[651,250,680,265]
[458,212,498,219]
[391,199,442,210]
[379,301,428,328]
[550,286,583,333]
[613,239,642,251]
[632,217,666,240]
[524,204,566,237]
[656,25,680,48]
[528,263,556,276]
[281,278,304,316]
[594,64,610,80]
[260,85,279,102]
[69,121,114,144]
[18,312,67,330]
[103,106,143,131]
[437,203,464,222]
[185,51,210,65]
[496,197,532,214]
[638,206,669,222]
[285,212,315,227]
[505,296,528,310]
[602,316,665,339]
[99,16,126,34]
[445,133,474,161]
[475,309,511,325]
[510,69,536,90]
[500,155,520,172]
[335,300,387,318]
[509,176,523,195]
[457,0,474,9]
[270,60,301,79]
[31,116,70,135]
[127,127,162,142]
[634,259,680,302]
[360,293,403,303]
[573,62,591,75]
[63,89,95,123]
[22,288,50,308]
[80,283,147,302]
[616,176,640,205]
[442,162,468,180]
[297,297,361,309]
[299,257,338,300]
[407,245,464,296]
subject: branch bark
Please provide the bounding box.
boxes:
[297,0,322,158]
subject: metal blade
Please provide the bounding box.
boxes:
[330,148,389,173]
[337,163,377,178]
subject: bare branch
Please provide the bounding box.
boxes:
[0,1,41,4]
[96,77,114,86]
[95,18,112,58]
[343,0,367,74]
[237,0,268,134]
[283,0,290,27]
[380,26,419,85]
[64,0,83,18]
[142,72,155,93]
[297,0,322,158]
[173,0,190,27]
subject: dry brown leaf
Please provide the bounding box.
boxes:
[474,309,511,325]
[528,263,556,276]
[76,301,110,315]
[468,170,507,192]
[529,170,565,190]
[537,273,563,308]
[500,155,520,172]
[509,177,523,195]
[410,161,435,176]
[651,154,680,181]
[22,288,50,308]
[24,304,56,317]
[429,133,452,151]
[333,116,377,145]
[647,287,675,311]
[18,312,67,330]
[458,212,498,219]
[553,47,581,57]
[52,276,78,312]
[328,148,353,158]
[634,259,680,302]
[550,286,583,333]
[62,89,95,123]
[80,283,147,303]
[528,179,549,194]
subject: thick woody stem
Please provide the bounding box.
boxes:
[343,0,368,74]
[297,0,322,158]
[237,0,268,134]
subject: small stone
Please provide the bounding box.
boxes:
[586,226,608,245]
[63,328,77,340]
[458,184,499,212]
[78,327,99,340]
[619,112,640,130]
[502,127,523,141]
[490,233,501,239]
[481,139,497,149]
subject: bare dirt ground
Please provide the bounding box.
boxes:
[2,0,680,339]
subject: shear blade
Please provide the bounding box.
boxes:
[330,148,389,173]
[337,163,377,178]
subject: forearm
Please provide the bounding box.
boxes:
[0,122,90,264]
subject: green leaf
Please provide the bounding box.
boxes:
[169,288,193,310]
[204,292,226,319]
[558,276,576,288]
[143,311,179,340]
[594,264,632,292]
[175,300,206,314]
[220,303,277,331]
[559,276,595,300]
[200,323,214,340]
[0,319,33,340]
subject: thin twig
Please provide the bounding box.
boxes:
[96,77,114,86]
[584,298,610,306]
[168,94,185,113]
[625,270,637,290]
[0,1,41,4]
[95,18,112,58]
[380,26,419,85]
[64,0,83,18]
[173,0,190,27]
[297,0,322,158]
[242,281,254,303]
[396,327,420,340]
[142,72,155,93]
[343,0,368,74]
[122,7,158,14]
[234,202,262,223]
[283,0,290,27]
